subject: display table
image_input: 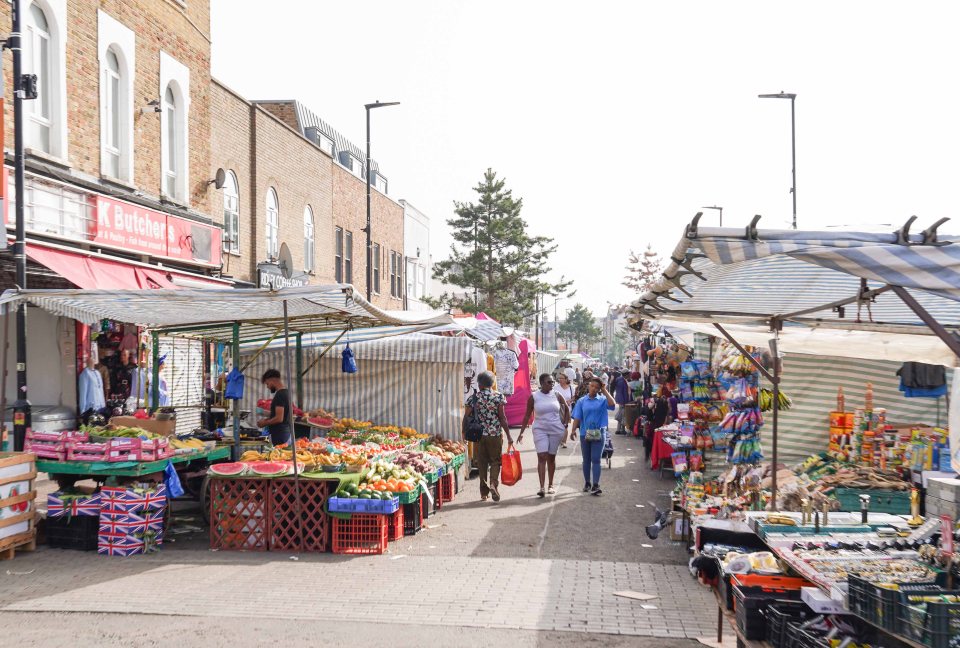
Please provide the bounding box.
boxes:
[649,427,675,471]
[37,447,230,478]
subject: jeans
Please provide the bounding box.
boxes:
[476,434,503,497]
[580,432,605,486]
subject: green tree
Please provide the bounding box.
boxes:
[605,330,630,366]
[428,168,571,326]
[559,303,601,352]
[623,244,664,293]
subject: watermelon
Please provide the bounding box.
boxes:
[209,462,247,476]
[248,461,288,476]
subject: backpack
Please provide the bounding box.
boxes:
[463,394,484,442]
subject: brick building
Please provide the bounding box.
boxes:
[210,87,406,310]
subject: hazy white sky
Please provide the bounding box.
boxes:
[211,1,960,317]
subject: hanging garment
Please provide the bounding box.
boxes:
[897,362,946,389]
[464,345,487,404]
[78,368,106,413]
[493,347,520,395]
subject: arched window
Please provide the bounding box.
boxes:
[26,3,52,152]
[103,49,121,178]
[265,188,279,259]
[163,85,181,198]
[303,206,315,272]
[223,171,240,254]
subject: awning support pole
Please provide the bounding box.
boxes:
[712,323,775,382]
[231,322,241,461]
[299,328,348,378]
[295,333,303,408]
[890,285,960,359]
[150,332,160,413]
[239,330,281,373]
[282,300,304,553]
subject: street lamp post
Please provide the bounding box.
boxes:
[758,92,797,230]
[701,205,723,226]
[364,100,399,302]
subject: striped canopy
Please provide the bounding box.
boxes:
[0,284,453,343]
[629,219,960,363]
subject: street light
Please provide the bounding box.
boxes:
[701,205,723,226]
[758,92,797,230]
[364,100,400,301]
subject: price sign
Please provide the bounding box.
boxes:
[942,515,955,556]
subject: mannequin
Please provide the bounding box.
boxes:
[78,356,106,414]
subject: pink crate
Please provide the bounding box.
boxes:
[26,429,89,443]
[67,449,107,462]
[70,441,108,453]
[107,449,138,462]
[107,437,141,451]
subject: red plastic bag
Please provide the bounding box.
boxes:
[501,444,522,486]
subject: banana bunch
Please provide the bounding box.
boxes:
[718,345,759,377]
[314,453,343,466]
[765,514,798,526]
[758,388,793,412]
[240,450,266,462]
[170,437,205,451]
[341,452,366,466]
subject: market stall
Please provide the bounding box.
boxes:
[630,217,960,647]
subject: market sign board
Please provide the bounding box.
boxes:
[258,263,310,290]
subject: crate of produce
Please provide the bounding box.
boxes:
[270,479,331,552]
[327,496,367,513]
[424,470,439,485]
[832,488,911,514]
[44,514,100,551]
[1,452,38,559]
[847,574,940,631]
[331,514,388,555]
[765,600,814,648]
[897,587,960,648]
[388,507,405,541]
[733,583,803,640]
[451,453,465,469]
[439,473,454,503]
[395,485,420,505]
[402,500,422,536]
[209,478,270,551]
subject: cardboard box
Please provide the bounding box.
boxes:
[801,586,847,614]
[928,477,960,503]
[926,496,960,518]
[100,485,167,514]
[108,416,176,437]
[97,530,163,556]
[47,491,101,517]
[99,510,164,535]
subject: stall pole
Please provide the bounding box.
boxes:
[295,333,303,408]
[150,332,160,412]
[0,310,8,449]
[231,322,241,461]
[282,301,304,552]
[299,328,348,378]
[890,285,960,359]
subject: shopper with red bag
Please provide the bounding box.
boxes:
[462,371,514,502]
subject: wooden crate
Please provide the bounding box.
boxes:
[0,452,38,560]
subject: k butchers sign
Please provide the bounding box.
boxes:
[94,196,221,266]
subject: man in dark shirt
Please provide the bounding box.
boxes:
[256,369,292,446]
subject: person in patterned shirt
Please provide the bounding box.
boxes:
[463,371,514,502]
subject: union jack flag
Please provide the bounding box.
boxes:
[100,485,167,513]
[47,492,101,518]
[97,531,163,556]
[99,510,164,536]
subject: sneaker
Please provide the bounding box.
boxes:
[583,483,591,492]
[591,485,603,496]
[537,489,545,498]
[547,486,556,495]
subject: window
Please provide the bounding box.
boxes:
[349,156,364,180]
[390,251,402,298]
[103,50,121,178]
[406,259,416,298]
[26,3,52,153]
[334,227,343,282]
[222,170,239,253]
[372,172,387,194]
[372,243,381,294]
[265,187,279,259]
[303,205,314,272]
[163,86,178,197]
[344,230,353,284]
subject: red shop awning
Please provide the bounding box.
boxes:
[24,243,223,290]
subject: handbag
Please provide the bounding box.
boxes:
[584,427,604,442]
[463,395,484,442]
[501,444,522,486]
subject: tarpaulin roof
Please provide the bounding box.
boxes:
[628,218,960,366]
[425,316,505,341]
[0,284,453,343]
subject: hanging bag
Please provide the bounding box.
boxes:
[463,394,484,442]
[224,367,245,400]
[341,343,358,374]
[500,444,523,486]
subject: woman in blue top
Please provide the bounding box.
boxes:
[570,377,615,495]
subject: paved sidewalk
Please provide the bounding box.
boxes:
[1,427,716,645]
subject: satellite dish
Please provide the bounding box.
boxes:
[278,242,293,279]
[209,167,226,189]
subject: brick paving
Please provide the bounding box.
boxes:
[1,426,717,641]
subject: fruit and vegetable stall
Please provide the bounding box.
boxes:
[207,417,467,554]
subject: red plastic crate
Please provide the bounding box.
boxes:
[439,473,454,503]
[270,479,332,552]
[332,514,388,555]
[388,507,405,541]
[209,478,270,551]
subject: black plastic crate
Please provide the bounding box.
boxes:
[734,584,802,640]
[766,600,814,648]
[848,574,939,631]
[716,569,734,610]
[420,492,431,520]
[44,514,99,551]
[402,500,422,536]
[454,466,460,495]
[897,587,960,648]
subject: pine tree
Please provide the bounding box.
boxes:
[559,303,601,352]
[428,169,571,326]
[623,244,664,293]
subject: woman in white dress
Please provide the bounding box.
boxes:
[553,372,575,449]
[518,374,570,497]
